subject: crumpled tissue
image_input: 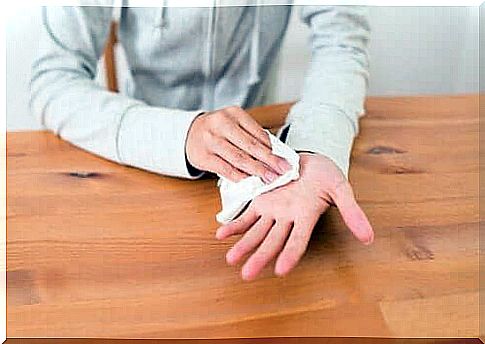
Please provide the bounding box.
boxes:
[216,131,300,224]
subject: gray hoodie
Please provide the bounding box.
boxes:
[30,2,370,179]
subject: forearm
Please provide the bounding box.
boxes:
[31,6,204,179]
[31,70,204,179]
[285,5,370,177]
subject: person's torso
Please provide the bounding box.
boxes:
[117,5,292,111]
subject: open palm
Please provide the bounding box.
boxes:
[216,153,374,281]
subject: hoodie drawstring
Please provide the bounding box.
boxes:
[248,1,261,85]
[157,0,168,29]
[203,0,217,79]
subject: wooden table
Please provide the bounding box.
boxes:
[7,95,479,339]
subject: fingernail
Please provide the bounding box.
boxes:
[364,231,374,245]
[275,259,291,277]
[274,265,286,277]
[278,159,291,173]
[241,266,255,281]
[265,170,278,183]
[226,250,236,265]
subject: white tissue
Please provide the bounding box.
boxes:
[216,131,300,224]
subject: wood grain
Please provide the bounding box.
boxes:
[6,95,479,338]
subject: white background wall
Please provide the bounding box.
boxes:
[6,6,479,131]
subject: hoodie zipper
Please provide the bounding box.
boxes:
[203,1,218,110]
[208,3,217,79]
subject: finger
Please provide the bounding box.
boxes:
[227,107,272,148]
[241,220,292,281]
[225,217,274,266]
[332,181,374,244]
[216,208,259,240]
[212,139,278,184]
[274,212,321,277]
[210,154,249,182]
[224,125,291,175]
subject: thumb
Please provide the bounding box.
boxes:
[331,181,374,244]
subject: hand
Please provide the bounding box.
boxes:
[186,106,291,183]
[216,153,374,281]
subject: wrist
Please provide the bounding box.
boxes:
[299,153,347,200]
[185,111,207,177]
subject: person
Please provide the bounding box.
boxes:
[30,3,374,281]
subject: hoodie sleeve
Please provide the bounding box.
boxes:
[30,5,204,179]
[284,6,370,178]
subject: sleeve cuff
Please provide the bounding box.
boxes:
[284,103,358,179]
[116,104,205,179]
